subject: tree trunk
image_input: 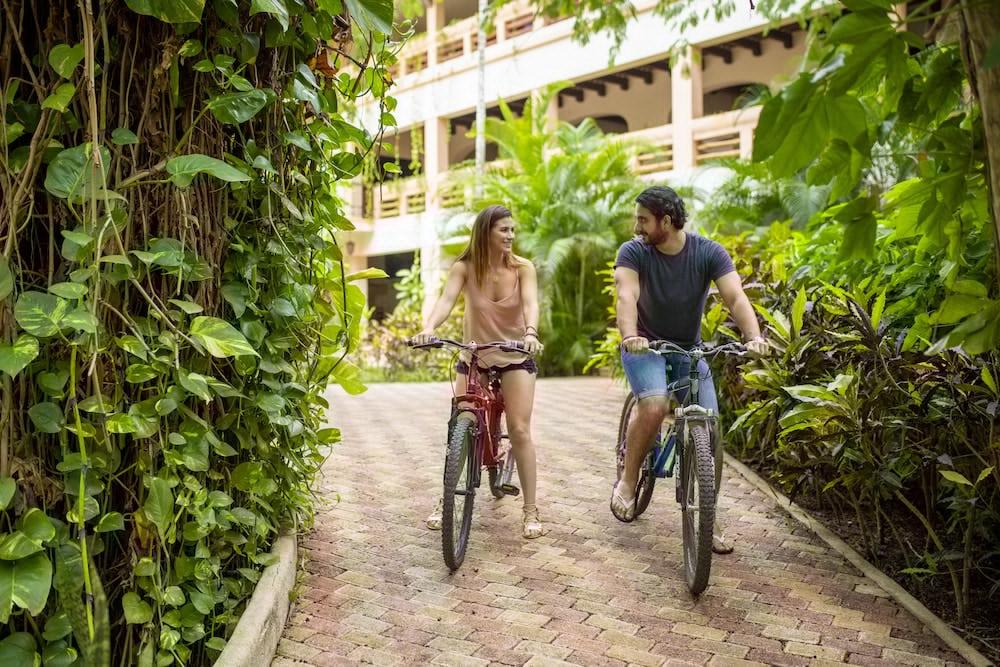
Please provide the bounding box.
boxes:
[960,1,1000,283]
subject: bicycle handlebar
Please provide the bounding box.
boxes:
[408,337,532,356]
[647,340,748,358]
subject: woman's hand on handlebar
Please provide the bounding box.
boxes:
[523,333,543,355]
[410,329,437,346]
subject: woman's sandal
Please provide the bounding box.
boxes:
[610,480,637,523]
[522,505,545,539]
[425,498,443,530]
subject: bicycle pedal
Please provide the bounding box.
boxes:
[500,483,520,497]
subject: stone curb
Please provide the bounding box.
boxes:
[724,453,994,667]
[214,532,297,667]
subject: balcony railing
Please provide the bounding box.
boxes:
[365,108,761,222]
[392,0,560,79]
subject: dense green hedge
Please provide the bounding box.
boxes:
[0,0,396,663]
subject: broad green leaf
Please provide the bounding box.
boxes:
[28,402,63,434]
[345,268,389,282]
[168,299,203,314]
[43,613,72,641]
[41,84,76,113]
[78,396,114,414]
[122,591,153,624]
[37,370,69,397]
[116,335,148,360]
[126,364,158,383]
[207,90,272,125]
[250,0,289,31]
[48,282,87,299]
[163,586,185,606]
[982,367,997,395]
[44,144,111,202]
[839,213,876,260]
[166,154,250,188]
[0,335,39,378]
[190,317,259,358]
[178,39,203,57]
[0,477,15,510]
[345,0,393,34]
[48,44,85,79]
[15,292,68,337]
[124,0,205,23]
[939,469,972,486]
[111,128,138,145]
[0,633,37,665]
[63,307,98,334]
[144,478,173,540]
[0,256,12,301]
[0,532,44,560]
[178,370,212,402]
[106,414,138,434]
[95,512,124,533]
[21,509,55,545]
[0,552,53,620]
[951,279,988,298]
[935,294,986,325]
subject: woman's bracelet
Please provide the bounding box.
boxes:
[524,326,538,336]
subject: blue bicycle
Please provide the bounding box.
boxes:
[615,340,746,594]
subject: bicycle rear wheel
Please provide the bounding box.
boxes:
[442,412,477,571]
[616,393,655,517]
[681,421,716,595]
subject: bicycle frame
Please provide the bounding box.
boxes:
[449,349,506,488]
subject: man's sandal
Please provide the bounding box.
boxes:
[523,505,545,539]
[610,480,637,523]
[425,498,443,530]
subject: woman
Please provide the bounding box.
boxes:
[412,204,545,539]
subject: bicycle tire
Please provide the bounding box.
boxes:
[442,412,476,571]
[681,421,716,595]
[616,393,656,517]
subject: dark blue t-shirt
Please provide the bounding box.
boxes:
[614,234,735,347]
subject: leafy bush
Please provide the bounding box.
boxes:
[0,0,395,663]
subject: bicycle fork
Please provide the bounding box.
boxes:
[673,405,718,506]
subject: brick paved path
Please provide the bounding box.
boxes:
[274,378,967,667]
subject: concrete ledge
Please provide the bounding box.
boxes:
[215,532,298,667]
[724,453,994,667]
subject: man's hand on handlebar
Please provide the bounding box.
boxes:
[744,336,770,357]
[621,336,650,354]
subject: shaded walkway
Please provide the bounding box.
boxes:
[274,378,966,666]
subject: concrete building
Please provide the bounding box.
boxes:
[344,0,810,316]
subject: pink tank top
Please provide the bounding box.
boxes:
[462,264,527,368]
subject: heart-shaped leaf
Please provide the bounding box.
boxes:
[0,335,39,378]
[41,84,76,112]
[0,256,13,301]
[124,0,205,23]
[207,89,272,125]
[249,0,289,31]
[345,0,393,34]
[190,317,259,358]
[166,155,250,188]
[28,402,63,434]
[0,552,53,621]
[44,144,111,202]
[48,44,86,79]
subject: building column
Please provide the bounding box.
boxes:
[421,116,450,319]
[670,47,703,171]
[426,0,445,68]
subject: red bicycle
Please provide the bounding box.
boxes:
[410,337,527,570]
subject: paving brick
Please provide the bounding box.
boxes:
[273,380,968,666]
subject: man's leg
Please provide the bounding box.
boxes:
[613,350,668,520]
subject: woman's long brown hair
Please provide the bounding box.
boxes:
[457,204,522,286]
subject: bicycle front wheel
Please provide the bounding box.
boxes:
[442,412,477,571]
[681,421,716,595]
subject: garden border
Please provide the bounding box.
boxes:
[214,531,298,667]
[724,453,994,667]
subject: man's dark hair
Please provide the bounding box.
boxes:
[635,186,686,230]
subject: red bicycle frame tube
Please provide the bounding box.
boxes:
[451,347,505,468]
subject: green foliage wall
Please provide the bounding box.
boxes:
[0,0,397,663]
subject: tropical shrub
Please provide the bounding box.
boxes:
[0,0,396,664]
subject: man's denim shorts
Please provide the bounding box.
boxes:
[620,349,719,411]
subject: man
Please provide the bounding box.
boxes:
[611,185,767,553]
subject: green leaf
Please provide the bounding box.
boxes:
[106,414,138,434]
[42,83,76,112]
[44,144,111,202]
[977,467,994,485]
[95,512,124,533]
[178,39,203,57]
[345,0,393,34]
[163,586,185,606]
[15,292,68,337]
[0,533,44,560]
[21,509,55,545]
[0,477,15,511]
[870,289,887,331]
[122,591,153,624]
[250,0,289,31]
[935,294,986,325]
[791,288,806,337]
[126,364,158,383]
[839,213,876,260]
[0,335,39,379]
[982,367,997,394]
[48,282,88,299]
[207,90,272,125]
[168,299,203,314]
[28,403,63,434]
[63,307,98,334]
[951,279,988,298]
[43,613,73,641]
[111,128,138,145]
[0,633,38,665]
[345,268,389,282]
[0,552,53,620]
[144,478,173,540]
[166,154,251,188]
[190,317,259,358]
[0,256,12,302]
[939,469,972,486]
[178,370,212,402]
[78,396,114,414]
[49,43,85,78]
[124,0,205,23]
